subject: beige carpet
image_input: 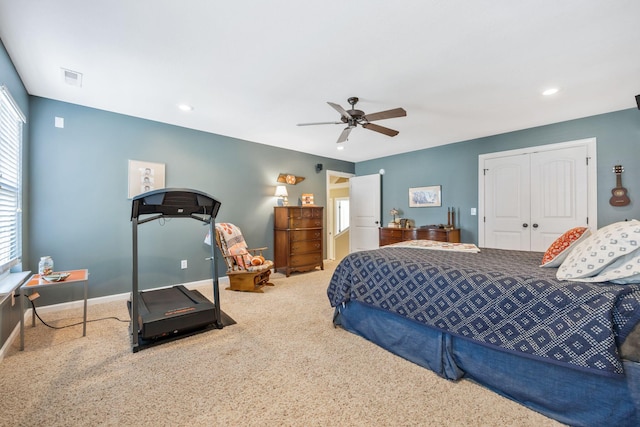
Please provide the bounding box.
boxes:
[0,261,561,426]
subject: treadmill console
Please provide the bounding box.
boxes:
[131,188,221,222]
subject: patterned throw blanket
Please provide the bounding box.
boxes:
[386,240,480,252]
[327,247,640,376]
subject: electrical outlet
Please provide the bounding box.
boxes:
[181,260,188,269]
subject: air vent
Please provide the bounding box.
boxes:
[61,68,83,87]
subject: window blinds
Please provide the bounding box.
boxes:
[0,85,25,275]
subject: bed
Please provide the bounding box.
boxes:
[327,221,640,427]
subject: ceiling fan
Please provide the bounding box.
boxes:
[297,97,407,144]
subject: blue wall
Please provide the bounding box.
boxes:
[27,97,354,302]
[357,109,640,244]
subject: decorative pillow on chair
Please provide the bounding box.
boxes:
[250,256,264,266]
[540,226,591,267]
[229,247,253,268]
[557,219,640,281]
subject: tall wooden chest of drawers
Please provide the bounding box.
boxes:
[274,206,324,277]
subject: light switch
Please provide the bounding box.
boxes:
[471,208,477,216]
[55,116,64,128]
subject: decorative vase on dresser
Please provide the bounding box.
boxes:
[274,206,324,277]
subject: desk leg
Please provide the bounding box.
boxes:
[19,288,25,351]
[83,280,88,337]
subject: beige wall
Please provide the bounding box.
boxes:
[334,231,350,262]
[329,183,351,261]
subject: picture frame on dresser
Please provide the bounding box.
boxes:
[409,185,441,207]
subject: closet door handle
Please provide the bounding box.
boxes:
[522,223,528,228]
[532,223,539,228]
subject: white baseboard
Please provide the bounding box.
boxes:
[0,276,229,361]
[0,321,21,361]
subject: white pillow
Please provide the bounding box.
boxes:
[557,220,640,281]
[576,250,640,284]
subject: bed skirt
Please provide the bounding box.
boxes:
[333,301,640,427]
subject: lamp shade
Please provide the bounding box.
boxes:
[274,185,288,197]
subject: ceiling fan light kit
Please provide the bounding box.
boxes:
[298,96,407,144]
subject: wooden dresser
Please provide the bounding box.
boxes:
[379,226,461,247]
[274,206,324,277]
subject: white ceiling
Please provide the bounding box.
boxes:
[1,1,639,162]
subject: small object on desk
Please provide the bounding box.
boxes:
[43,272,71,282]
[38,255,54,276]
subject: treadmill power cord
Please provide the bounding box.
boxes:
[24,295,129,330]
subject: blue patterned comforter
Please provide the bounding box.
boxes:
[327,247,640,376]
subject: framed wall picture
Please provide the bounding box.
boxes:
[409,185,441,208]
[128,160,166,199]
[301,193,314,206]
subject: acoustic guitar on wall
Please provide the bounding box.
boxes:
[609,165,630,206]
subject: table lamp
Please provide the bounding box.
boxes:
[275,185,289,206]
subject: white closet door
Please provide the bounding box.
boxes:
[482,144,590,251]
[529,145,589,252]
[483,154,531,250]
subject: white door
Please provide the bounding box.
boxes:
[482,142,591,251]
[349,173,381,253]
[484,154,531,250]
[530,145,589,251]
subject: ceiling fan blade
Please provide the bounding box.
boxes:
[362,123,399,137]
[337,126,354,143]
[327,102,353,120]
[297,121,342,126]
[363,107,407,122]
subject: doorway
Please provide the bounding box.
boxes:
[326,170,354,261]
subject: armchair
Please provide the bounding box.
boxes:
[210,223,274,292]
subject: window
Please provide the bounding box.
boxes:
[0,85,25,276]
[335,197,350,234]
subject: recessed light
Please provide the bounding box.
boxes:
[337,145,344,150]
[178,104,193,111]
[542,88,559,96]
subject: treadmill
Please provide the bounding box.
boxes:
[129,188,234,352]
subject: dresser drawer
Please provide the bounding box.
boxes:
[290,253,323,268]
[416,227,461,243]
[285,207,322,219]
[291,240,322,254]
[381,228,404,239]
[289,218,323,228]
[290,229,322,241]
[379,227,405,246]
